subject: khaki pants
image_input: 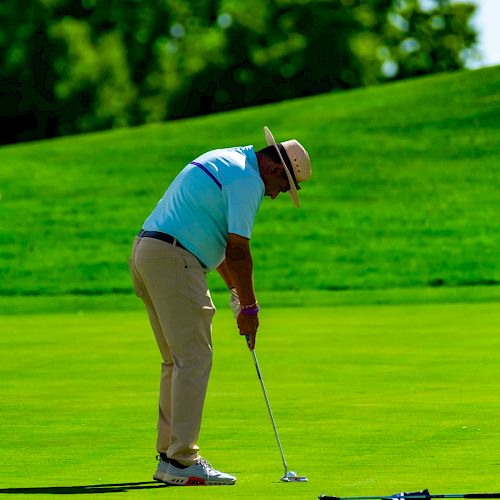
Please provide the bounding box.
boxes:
[129,235,215,465]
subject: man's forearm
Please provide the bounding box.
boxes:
[225,234,256,306]
[216,260,234,289]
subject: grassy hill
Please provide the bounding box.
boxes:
[1,66,499,303]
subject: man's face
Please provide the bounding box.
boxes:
[264,164,290,199]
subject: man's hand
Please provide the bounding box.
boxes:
[237,312,259,350]
[229,287,240,319]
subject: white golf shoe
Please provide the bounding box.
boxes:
[154,456,236,486]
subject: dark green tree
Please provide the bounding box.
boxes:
[0,0,477,144]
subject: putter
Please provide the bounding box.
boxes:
[245,335,308,483]
[319,490,500,500]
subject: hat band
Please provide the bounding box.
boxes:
[277,143,301,191]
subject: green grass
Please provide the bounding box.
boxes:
[1,285,500,315]
[1,303,499,499]
[1,66,499,301]
[1,66,499,499]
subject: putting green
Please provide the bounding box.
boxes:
[1,302,499,499]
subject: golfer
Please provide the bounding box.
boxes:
[129,126,311,486]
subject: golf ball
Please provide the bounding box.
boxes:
[288,471,297,477]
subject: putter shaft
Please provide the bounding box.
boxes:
[245,336,307,482]
[249,346,288,475]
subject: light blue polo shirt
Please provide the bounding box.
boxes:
[142,145,264,270]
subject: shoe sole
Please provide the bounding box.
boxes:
[154,470,235,486]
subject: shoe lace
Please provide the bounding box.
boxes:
[196,458,214,472]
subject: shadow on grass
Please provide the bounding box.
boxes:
[0,481,171,494]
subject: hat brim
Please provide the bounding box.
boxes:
[264,126,299,208]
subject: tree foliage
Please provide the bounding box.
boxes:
[0,0,477,144]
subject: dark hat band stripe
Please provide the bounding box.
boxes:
[277,143,301,191]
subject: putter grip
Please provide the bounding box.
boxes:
[464,496,500,499]
[245,334,251,347]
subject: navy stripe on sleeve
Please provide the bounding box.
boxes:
[190,162,222,190]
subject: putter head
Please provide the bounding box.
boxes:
[281,471,308,482]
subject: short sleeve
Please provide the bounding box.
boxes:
[224,177,264,238]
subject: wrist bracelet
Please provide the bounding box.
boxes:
[239,306,260,316]
[240,301,258,310]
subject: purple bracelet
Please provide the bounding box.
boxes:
[240,307,260,316]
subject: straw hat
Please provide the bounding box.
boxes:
[264,126,311,207]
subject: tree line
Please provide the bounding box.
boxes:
[0,0,476,144]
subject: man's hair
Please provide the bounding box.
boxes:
[257,145,282,165]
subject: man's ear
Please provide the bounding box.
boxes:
[269,162,283,176]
